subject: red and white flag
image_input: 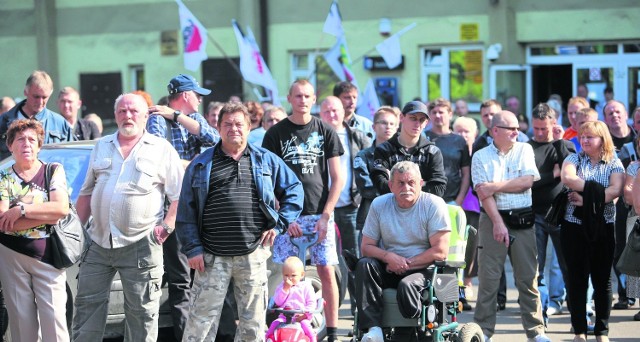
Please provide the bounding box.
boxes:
[232,20,280,105]
[175,0,208,71]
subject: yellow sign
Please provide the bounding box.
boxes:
[161,31,179,56]
[460,23,479,42]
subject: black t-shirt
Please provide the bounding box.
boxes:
[262,117,344,215]
[528,139,576,214]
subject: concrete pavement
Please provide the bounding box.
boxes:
[336,266,640,342]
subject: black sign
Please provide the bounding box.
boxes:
[363,56,404,71]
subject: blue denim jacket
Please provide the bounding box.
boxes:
[176,142,304,258]
[0,100,75,159]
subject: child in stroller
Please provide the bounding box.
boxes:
[266,256,319,342]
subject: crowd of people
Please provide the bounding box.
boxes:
[0,69,638,342]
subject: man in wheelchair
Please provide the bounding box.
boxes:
[355,161,451,341]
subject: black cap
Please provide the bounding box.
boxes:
[401,101,430,119]
[167,74,211,96]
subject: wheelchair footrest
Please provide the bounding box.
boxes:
[433,273,459,304]
[381,289,420,328]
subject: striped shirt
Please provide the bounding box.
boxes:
[564,152,624,224]
[471,142,540,210]
[201,147,267,256]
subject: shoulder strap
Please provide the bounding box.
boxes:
[623,143,637,162]
[44,162,53,195]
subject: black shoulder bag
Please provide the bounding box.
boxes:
[44,163,89,269]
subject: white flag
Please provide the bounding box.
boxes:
[376,34,402,69]
[232,20,280,105]
[323,1,343,37]
[323,36,357,87]
[175,0,208,71]
[359,79,380,120]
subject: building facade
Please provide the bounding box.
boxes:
[1,0,639,129]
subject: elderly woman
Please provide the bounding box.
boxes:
[0,119,70,341]
[560,121,624,342]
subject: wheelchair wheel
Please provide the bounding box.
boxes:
[453,322,483,342]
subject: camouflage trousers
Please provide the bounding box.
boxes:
[182,246,271,342]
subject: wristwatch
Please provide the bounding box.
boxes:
[161,222,174,235]
[173,110,181,122]
[19,204,25,217]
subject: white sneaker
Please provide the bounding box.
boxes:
[483,334,492,342]
[527,334,551,342]
[546,306,562,316]
[362,326,384,342]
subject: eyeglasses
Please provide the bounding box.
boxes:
[496,126,519,132]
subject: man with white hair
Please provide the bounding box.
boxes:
[74,93,184,341]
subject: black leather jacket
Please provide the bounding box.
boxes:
[371,133,447,197]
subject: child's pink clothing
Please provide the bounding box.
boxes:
[266,280,317,341]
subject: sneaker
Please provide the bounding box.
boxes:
[546,306,563,316]
[483,334,492,342]
[362,326,384,342]
[612,298,630,309]
[527,334,551,342]
[465,285,474,299]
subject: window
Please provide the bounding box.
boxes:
[421,46,484,110]
[129,65,145,91]
[291,51,340,112]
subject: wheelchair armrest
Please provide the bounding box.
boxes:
[434,260,466,271]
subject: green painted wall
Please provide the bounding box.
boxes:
[0,0,638,112]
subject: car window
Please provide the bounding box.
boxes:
[38,149,91,202]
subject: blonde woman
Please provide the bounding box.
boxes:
[560,121,624,342]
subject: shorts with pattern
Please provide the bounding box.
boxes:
[272,214,339,266]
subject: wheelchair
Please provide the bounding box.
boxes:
[350,260,482,342]
[350,205,483,342]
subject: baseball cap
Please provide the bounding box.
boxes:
[167,74,212,96]
[401,101,430,119]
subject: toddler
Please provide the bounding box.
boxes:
[266,256,317,342]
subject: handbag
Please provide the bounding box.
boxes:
[544,188,569,226]
[44,163,89,269]
[616,217,640,277]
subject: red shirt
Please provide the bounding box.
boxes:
[563,127,577,140]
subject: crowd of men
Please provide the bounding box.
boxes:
[0,70,638,342]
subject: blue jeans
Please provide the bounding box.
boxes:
[534,214,568,316]
[73,232,164,342]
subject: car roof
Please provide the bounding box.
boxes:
[40,140,97,150]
